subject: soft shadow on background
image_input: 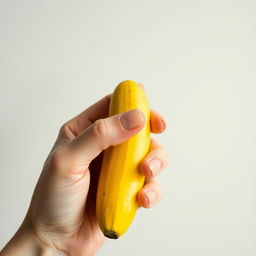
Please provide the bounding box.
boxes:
[0,1,255,255]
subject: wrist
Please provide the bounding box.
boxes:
[1,218,66,256]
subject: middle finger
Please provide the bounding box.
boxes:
[140,138,168,180]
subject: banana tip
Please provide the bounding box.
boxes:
[104,230,119,239]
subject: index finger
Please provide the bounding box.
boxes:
[69,83,145,136]
[67,94,112,136]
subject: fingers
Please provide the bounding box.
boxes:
[138,138,168,208]
[138,138,167,208]
[62,107,166,140]
[63,94,112,137]
[140,138,168,179]
[137,83,166,134]
[49,94,112,153]
[56,109,145,172]
[150,109,166,134]
[58,86,166,141]
[137,178,163,208]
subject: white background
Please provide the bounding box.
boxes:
[0,0,255,255]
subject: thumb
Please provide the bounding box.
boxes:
[57,109,145,172]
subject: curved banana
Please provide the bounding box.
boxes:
[96,80,151,239]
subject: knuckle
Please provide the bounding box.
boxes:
[152,176,160,185]
[59,122,69,136]
[154,181,163,200]
[150,186,162,205]
[150,138,162,150]
[152,147,168,169]
[49,149,65,170]
[93,119,108,139]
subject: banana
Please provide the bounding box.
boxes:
[96,80,151,239]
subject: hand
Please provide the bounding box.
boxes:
[1,93,168,256]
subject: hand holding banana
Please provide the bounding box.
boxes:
[97,80,166,239]
[1,81,168,256]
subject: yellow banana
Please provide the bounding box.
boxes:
[96,80,151,239]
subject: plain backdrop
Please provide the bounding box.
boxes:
[0,0,255,255]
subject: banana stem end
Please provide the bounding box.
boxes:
[104,230,119,239]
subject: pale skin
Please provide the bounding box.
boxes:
[1,91,168,256]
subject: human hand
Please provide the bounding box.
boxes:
[1,91,168,256]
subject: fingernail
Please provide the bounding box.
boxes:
[148,159,161,176]
[120,109,144,130]
[161,118,166,130]
[145,190,157,205]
